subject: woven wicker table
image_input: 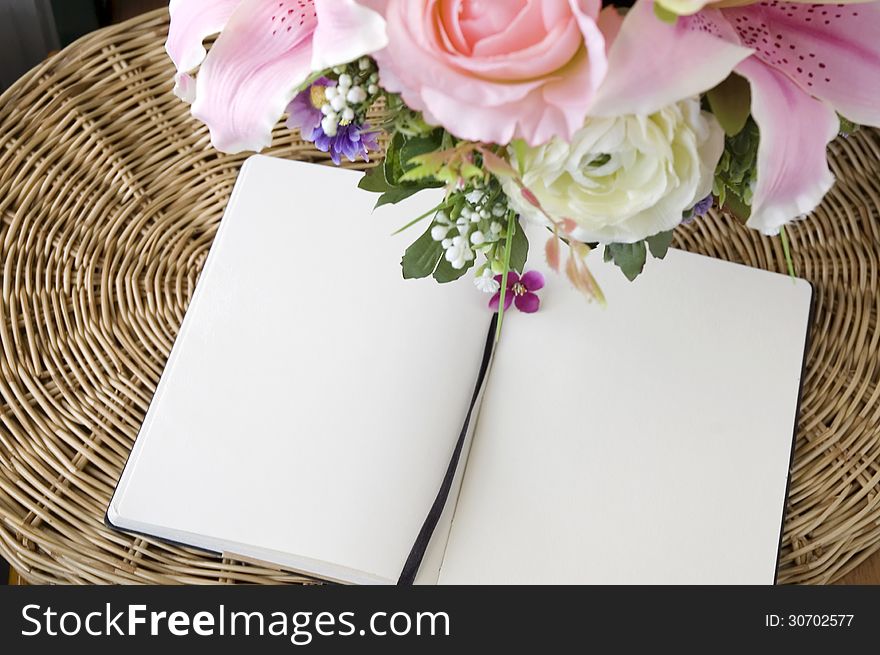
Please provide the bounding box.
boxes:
[1,9,878,585]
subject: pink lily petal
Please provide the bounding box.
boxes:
[659,0,872,17]
[776,0,874,3]
[724,1,880,127]
[588,1,752,117]
[735,57,839,235]
[165,0,240,101]
[520,270,546,292]
[489,292,514,312]
[737,0,875,5]
[191,0,318,153]
[515,292,541,314]
[173,72,196,103]
[310,0,387,71]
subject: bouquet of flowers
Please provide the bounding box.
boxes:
[167,0,878,320]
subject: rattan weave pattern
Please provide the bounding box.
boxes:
[0,9,877,584]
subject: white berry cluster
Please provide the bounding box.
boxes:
[319,58,380,138]
[431,211,474,270]
[430,183,510,271]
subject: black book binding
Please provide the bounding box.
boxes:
[397,314,497,585]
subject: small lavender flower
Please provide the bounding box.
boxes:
[313,122,380,165]
[285,78,379,165]
[681,195,714,225]
[286,78,331,140]
[692,195,714,217]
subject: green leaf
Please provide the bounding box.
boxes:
[399,129,444,168]
[391,203,445,236]
[449,194,466,222]
[587,154,611,168]
[435,168,460,184]
[433,257,472,283]
[396,131,447,183]
[460,162,484,180]
[510,139,528,176]
[713,117,759,219]
[402,226,443,279]
[359,164,390,193]
[399,162,442,183]
[707,74,751,137]
[480,149,517,179]
[721,191,751,222]
[362,131,444,208]
[603,230,674,281]
[646,230,674,259]
[509,219,529,274]
[384,132,407,183]
[838,114,860,136]
[606,242,648,281]
[376,186,423,208]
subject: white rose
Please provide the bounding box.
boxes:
[504,98,723,244]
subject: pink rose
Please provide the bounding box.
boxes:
[372,0,608,146]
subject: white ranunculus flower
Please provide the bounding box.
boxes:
[504,98,724,244]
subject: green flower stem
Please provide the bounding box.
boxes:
[779,225,796,279]
[293,71,324,95]
[495,211,516,342]
[391,202,447,235]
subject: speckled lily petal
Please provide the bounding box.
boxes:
[736,56,839,235]
[589,0,752,117]
[724,0,880,127]
[191,0,318,153]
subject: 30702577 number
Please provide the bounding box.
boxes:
[764,614,854,628]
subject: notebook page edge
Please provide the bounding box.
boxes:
[108,155,261,520]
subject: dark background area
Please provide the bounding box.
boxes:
[51,0,104,46]
[1,0,165,90]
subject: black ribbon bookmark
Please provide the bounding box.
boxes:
[397,314,497,585]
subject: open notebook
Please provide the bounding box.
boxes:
[108,156,813,584]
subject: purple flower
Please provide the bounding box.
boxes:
[489,270,544,314]
[285,78,380,165]
[313,122,380,166]
[286,77,331,141]
[692,195,714,217]
[682,195,714,225]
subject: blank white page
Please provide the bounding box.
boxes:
[439,243,812,584]
[109,156,490,584]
